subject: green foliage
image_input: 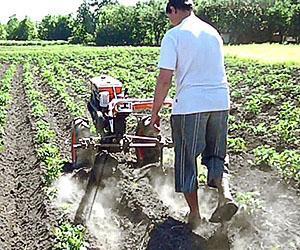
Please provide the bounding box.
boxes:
[37,143,63,185]
[22,63,79,249]
[41,64,86,117]
[6,15,20,40]
[87,0,117,17]
[23,64,48,118]
[0,40,68,46]
[276,150,300,182]
[195,0,300,44]
[23,62,63,186]
[253,145,278,167]
[95,0,169,46]
[228,137,247,153]
[53,223,89,250]
[250,122,268,136]
[39,15,74,41]
[36,121,56,144]
[253,145,300,183]
[245,92,277,115]
[134,0,169,45]
[15,17,37,40]
[96,5,135,46]
[235,191,263,215]
[1,1,299,45]
[271,102,300,144]
[70,0,97,44]
[0,65,17,149]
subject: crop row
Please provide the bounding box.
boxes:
[23,62,63,185]
[37,58,86,117]
[0,64,16,151]
[22,62,88,249]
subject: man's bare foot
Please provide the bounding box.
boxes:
[187,213,204,230]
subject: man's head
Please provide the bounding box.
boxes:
[166,0,194,26]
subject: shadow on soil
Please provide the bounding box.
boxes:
[147,217,230,250]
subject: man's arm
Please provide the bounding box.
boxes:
[151,68,174,126]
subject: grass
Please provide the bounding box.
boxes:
[224,44,300,65]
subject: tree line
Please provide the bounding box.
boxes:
[0,0,299,45]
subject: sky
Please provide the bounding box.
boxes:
[0,0,142,23]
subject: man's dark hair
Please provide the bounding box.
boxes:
[166,0,194,13]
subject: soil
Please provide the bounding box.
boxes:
[229,153,300,249]
[0,63,9,78]
[0,66,55,249]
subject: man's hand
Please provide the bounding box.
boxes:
[150,113,161,131]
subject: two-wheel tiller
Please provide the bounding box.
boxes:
[71,75,173,171]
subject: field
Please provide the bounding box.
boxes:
[0,44,299,249]
[224,44,300,65]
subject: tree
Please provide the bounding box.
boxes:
[95,0,169,46]
[38,15,57,40]
[267,0,291,41]
[71,0,120,44]
[87,0,117,18]
[6,15,19,40]
[196,0,279,44]
[77,0,96,34]
[135,0,169,45]
[15,17,37,40]
[95,5,135,45]
[71,0,96,44]
[39,15,74,40]
[286,1,300,38]
[55,16,74,40]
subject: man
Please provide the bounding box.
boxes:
[150,0,238,229]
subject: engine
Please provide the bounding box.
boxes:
[87,75,129,142]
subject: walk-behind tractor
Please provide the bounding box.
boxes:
[70,75,173,224]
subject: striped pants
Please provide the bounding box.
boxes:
[171,110,229,193]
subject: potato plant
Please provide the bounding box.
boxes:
[53,222,89,250]
[235,191,263,215]
[0,64,16,151]
[253,145,300,183]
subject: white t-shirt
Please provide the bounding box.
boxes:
[158,13,230,115]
